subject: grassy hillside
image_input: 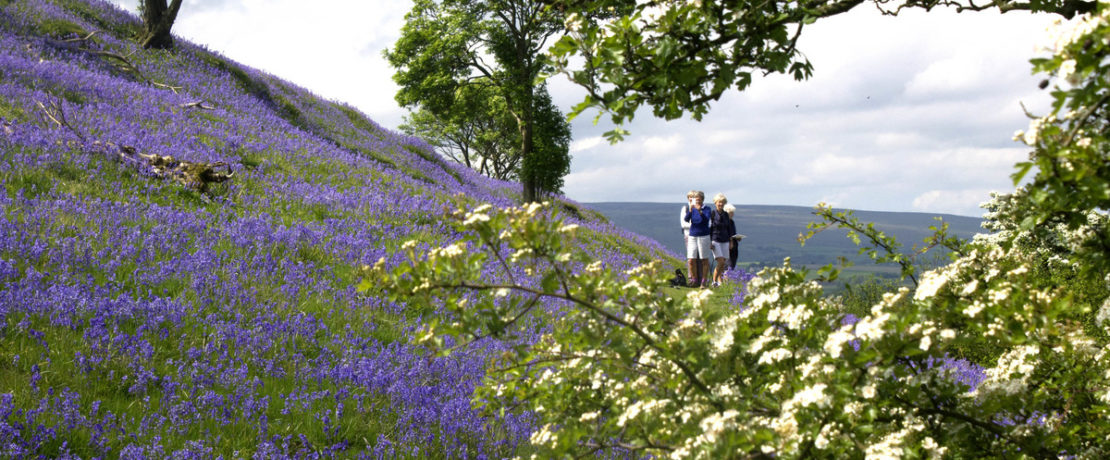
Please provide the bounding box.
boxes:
[586,202,984,277]
[0,1,684,457]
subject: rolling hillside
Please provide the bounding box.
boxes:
[0,0,677,457]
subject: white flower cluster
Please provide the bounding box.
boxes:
[1040,6,1110,55]
[864,416,927,460]
[766,303,813,330]
[709,315,736,356]
[428,241,467,261]
[823,324,854,358]
[914,263,959,300]
[768,383,830,448]
[974,345,1040,397]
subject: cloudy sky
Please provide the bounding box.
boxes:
[108,1,1060,217]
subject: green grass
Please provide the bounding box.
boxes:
[0,96,29,121]
[56,0,141,39]
[337,104,384,141]
[37,18,87,38]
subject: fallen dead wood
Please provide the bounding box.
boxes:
[109,143,235,193]
[153,82,183,93]
[34,98,235,195]
[180,101,216,110]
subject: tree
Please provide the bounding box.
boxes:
[524,86,572,195]
[386,0,573,202]
[399,83,523,181]
[138,0,183,49]
[544,0,1098,141]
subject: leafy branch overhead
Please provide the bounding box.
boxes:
[544,0,1099,141]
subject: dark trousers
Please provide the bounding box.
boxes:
[729,244,738,270]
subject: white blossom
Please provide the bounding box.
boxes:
[463,212,490,225]
[974,345,1040,396]
[823,325,855,358]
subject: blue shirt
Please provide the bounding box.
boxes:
[685,205,712,237]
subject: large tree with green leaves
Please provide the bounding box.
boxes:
[386,0,574,202]
[545,0,1098,141]
[399,80,571,194]
[400,83,522,181]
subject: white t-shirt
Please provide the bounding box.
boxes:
[680,205,691,236]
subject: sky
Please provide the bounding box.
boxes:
[107,0,1061,217]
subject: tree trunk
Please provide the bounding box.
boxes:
[139,0,184,49]
[520,84,538,203]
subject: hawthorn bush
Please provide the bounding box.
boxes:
[370,3,1110,458]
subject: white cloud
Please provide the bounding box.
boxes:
[912,189,998,216]
[108,0,411,127]
[640,134,685,156]
[788,154,889,186]
[105,1,1055,216]
[570,136,604,153]
[873,132,925,149]
[904,55,987,99]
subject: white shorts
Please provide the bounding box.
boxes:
[711,241,730,259]
[686,235,711,259]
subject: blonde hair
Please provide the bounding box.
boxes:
[713,193,727,204]
[686,190,704,200]
[723,204,736,216]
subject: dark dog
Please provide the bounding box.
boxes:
[669,269,687,288]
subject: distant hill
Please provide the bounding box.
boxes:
[584,202,985,277]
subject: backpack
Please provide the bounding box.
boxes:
[669,269,687,288]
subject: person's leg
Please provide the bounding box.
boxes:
[715,257,727,284]
[693,236,711,288]
[686,236,700,287]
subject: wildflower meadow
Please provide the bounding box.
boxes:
[0,0,673,457]
[3,0,1110,459]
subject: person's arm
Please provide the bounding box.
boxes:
[681,206,692,227]
[729,218,738,248]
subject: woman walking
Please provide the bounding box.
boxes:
[709,194,736,287]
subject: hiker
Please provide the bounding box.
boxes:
[724,204,739,270]
[710,194,736,287]
[684,190,712,288]
[679,190,695,280]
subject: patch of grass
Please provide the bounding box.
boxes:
[403,143,438,164]
[276,96,307,130]
[189,110,225,125]
[57,0,141,39]
[196,133,225,150]
[6,168,56,198]
[199,53,273,105]
[60,88,87,105]
[0,97,29,122]
[37,18,87,39]
[239,154,264,170]
[337,104,383,140]
[558,200,585,221]
[407,169,434,185]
